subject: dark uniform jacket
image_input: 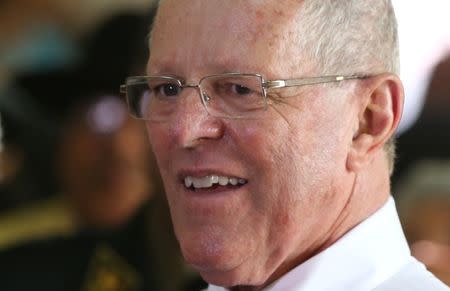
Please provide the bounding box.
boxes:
[0,197,206,291]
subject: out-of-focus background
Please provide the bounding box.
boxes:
[392,1,450,285]
[0,0,449,289]
[0,0,206,290]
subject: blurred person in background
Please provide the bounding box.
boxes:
[57,94,155,229]
[392,51,450,289]
[0,0,158,78]
[396,160,450,286]
[0,12,203,291]
[392,54,450,288]
[394,54,450,183]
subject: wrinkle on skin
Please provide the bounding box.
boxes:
[150,0,311,79]
[146,0,382,289]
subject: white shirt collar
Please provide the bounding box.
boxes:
[207,197,413,291]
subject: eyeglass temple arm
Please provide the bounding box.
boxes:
[263,75,368,89]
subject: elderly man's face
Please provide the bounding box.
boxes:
[147,0,358,286]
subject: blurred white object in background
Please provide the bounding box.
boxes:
[392,0,450,134]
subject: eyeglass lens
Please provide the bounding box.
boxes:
[126,75,267,120]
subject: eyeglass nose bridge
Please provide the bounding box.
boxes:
[184,82,213,100]
[183,82,199,88]
[181,82,212,114]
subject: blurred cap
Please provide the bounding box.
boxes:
[1,10,155,139]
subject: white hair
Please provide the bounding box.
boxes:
[152,0,399,76]
[297,0,399,76]
[296,0,399,172]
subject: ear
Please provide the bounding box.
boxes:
[346,73,404,172]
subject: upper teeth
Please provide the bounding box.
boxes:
[184,175,247,189]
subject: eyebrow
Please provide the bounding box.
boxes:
[147,64,271,80]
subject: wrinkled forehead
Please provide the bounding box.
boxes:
[153,0,257,43]
[154,0,303,29]
[149,0,307,75]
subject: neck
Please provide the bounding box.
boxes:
[224,154,392,291]
[323,151,391,248]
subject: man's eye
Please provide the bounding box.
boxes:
[155,83,181,97]
[232,84,252,95]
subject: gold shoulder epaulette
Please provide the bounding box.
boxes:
[82,244,141,291]
[0,196,78,250]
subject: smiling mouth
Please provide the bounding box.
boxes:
[183,175,247,191]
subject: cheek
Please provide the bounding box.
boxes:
[232,123,322,259]
[292,95,354,170]
[229,119,297,217]
[240,101,351,211]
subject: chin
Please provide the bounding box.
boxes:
[179,236,262,288]
[181,239,229,271]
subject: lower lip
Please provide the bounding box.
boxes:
[181,183,247,197]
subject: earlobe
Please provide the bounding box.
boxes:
[347,133,374,171]
[346,73,404,172]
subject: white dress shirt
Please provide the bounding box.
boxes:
[207,197,448,291]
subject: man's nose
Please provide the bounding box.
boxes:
[170,87,224,149]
